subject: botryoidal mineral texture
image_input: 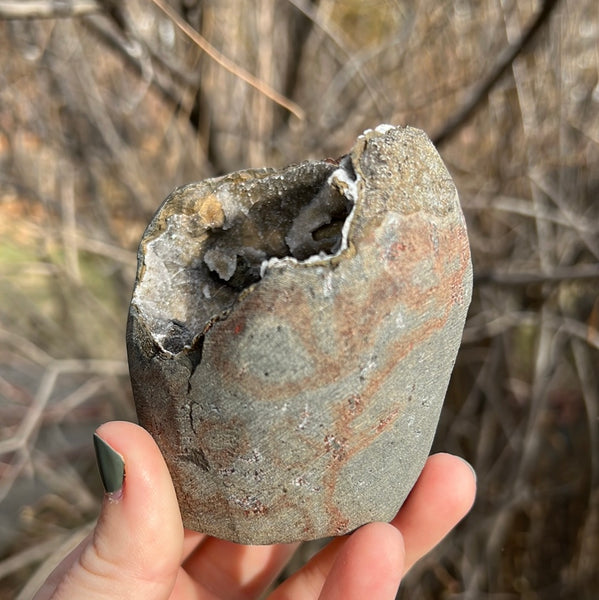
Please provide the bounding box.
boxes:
[126,125,472,544]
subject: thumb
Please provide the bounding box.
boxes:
[34,421,184,600]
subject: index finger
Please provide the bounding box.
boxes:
[392,452,476,571]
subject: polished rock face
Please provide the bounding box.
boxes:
[126,125,472,544]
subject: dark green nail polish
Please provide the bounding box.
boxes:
[93,433,125,494]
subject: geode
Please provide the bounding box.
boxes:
[126,125,472,544]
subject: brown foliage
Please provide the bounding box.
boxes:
[0,1,597,598]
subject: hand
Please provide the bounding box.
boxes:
[34,421,476,600]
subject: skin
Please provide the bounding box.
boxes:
[34,421,476,600]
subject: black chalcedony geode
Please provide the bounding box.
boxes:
[127,125,472,544]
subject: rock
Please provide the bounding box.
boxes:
[126,125,472,544]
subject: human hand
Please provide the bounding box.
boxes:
[33,421,476,600]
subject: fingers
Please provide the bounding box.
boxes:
[270,524,404,600]
[181,530,207,562]
[33,421,184,600]
[392,452,476,571]
[268,535,345,600]
[270,453,475,599]
[318,522,404,600]
[182,537,299,598]
[33,433,475,600]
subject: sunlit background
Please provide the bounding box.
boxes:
[1,1,598,598]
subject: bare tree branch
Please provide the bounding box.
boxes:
[81,14,193,111]
[149,0,305,121]
[0,0,100,19]
[433,0,561,147]
[475,263,599,286]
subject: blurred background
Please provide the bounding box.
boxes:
[0,0,597,598]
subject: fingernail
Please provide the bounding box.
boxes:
[459,456,477,484]
[93,433,125,495]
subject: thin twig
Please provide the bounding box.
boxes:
[530,170,599,260]
[0,0,100,19]
[0,359,128,456]
[82,14,194,112]
[60,159,81,283]
[475,263,599,286]
[0,534,69,580]
[0,329,53,366]
[464,194,599,234]
[286,0,389,117]
[149,0,305,121]
[62,230,137,266]
[433,0,561,146]
[15,523,95,600]
[44,376,106,420]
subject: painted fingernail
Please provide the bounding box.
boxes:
[93,433,125,495]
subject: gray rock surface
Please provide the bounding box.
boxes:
[127,125,472,544]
